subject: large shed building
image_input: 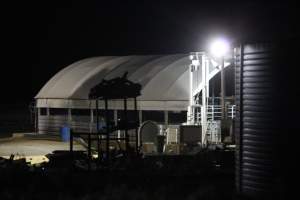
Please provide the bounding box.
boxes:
[35,54,227,134]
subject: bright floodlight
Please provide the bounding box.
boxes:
[210,38,230,57]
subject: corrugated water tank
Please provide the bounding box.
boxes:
[234,40,299,199]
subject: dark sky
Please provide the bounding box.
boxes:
[1,0,298,105]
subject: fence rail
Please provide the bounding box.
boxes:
[196,104,236,123]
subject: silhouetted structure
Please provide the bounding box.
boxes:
[70,73,141,165]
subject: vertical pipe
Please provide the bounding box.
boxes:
[124,98,129,151]
[88,102,93,163]
[189,63,194,106]
[88,107,92,170]
[105,98,109,161]
[114,110,120,142]
[96,99,101,161]
[114,110,118,126]
[221,56,226,120]
[139,110,142,148]
[201,54,207,146]
[164,110,168,130]
[90,106,94,132]
[67,108,72,131]
[96,99,99,132]
[206,58,210,98]
[188,60,194,124]
[134,97,139,153]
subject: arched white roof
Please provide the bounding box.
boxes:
[36,55,191,101]
[35,54,228,110]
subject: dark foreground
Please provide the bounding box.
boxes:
[0,151,235,200]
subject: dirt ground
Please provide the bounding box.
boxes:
[0,134,85,156]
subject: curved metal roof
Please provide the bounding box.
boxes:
[36,54,191,101]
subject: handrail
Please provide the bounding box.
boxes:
[195,104,236,122]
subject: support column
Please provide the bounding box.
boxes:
[221,56,226,120]
[134,97,139,153]
[90,107,94,132]
[189,64,194,106]
[212,79,215,106]
[46,107,50,116]
[96,99,101,161]
[138,110,142,148]
[96,99,99,132]
[139,110,142,125]
[105,98,109,161]
[37,107,41,134]
[164,110,168,130]
[206,58,210,98]
[124,98,129,151]
[188,61,194,125]
[68,108,72,126]
[114,110,118,126]
[201,54,207,146]
[114,110,121,142]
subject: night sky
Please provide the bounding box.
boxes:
[1,0,297,106]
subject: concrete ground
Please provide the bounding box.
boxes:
[0,133,85,157]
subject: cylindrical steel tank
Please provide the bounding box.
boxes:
[235,40,299,199]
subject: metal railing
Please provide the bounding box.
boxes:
[196,104,236,122]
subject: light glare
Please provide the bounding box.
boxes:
[210,38,230,57]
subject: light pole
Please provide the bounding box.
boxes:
[221,56,226,120]
[210,38,230,120]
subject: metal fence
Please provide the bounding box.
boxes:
[196,105,236,122]
[208,105,236,120]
